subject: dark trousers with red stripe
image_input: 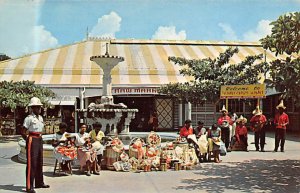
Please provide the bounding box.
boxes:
[275,129,286,151]
[254,129,266,150]
[26,136,44,190]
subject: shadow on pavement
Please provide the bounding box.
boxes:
[10,155,26,165]
[264,131,300,143]
[175,159,300,193]
[43,167,85,178]
[0,184,25,192]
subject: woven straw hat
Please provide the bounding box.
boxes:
[236,115,247,124]
[276,100,286,109]
[252,106,262,115]
[220,105,228,113]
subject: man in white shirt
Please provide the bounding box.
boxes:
[23,97,50,193]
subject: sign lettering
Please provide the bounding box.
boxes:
[112,87,158,95]
[220,84,266,99]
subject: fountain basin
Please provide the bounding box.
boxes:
[18,134,56,165]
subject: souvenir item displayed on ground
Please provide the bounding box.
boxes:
[113,152,132,172]
[147,131,161,147]
[120,162,132,172]
[129,137,146,160]
[160,163,167,171]
[146,146,158,158]
[166,142,174,150]
[150,156,160,169]
[174,162,182,171]
[113,161,122,171]
[183,148,198,166]
[145,147,161,170]
[128,157,139,171]
[108,138,124,153]
[160,147,175,168]
[120,152,129,162]
[176,136,187,143]
[128,157,138,165]
[106,144,123,170]
[139,159,151,170]
[113,161,132,172]
[174,146,184,161]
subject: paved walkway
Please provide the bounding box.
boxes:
[0,132,299,193]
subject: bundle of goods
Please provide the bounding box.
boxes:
[128,157,139,171]
[144,146,160,171]
[160,143,175,169]
[113,152,132,172]
[147,131,161,147]
[182,148,198,168]
[129,137,146,160]
[109,138,124,153]
[106,138,124,170]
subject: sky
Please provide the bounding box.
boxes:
[0,0,299,57]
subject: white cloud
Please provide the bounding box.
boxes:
[152,26,186,40]
[0,0,59,57]
[243,20,272,41]
[90,11,122,38]
[218,23,238,41]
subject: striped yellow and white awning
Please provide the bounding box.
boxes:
[0,38,288,87]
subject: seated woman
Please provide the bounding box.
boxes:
[89,122,105,166]
[52,122,77,174]
[76,124,99,176]
[232,115,248,151]
[179,119,201,161]
[207,123,222,163]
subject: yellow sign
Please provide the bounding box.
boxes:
[220,84,266,99]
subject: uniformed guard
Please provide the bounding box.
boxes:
[23,97,50,193]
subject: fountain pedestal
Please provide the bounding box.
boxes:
[77,44,138,136]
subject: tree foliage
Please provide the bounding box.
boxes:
[261,12,300,106]
[159,47,268,104]
[0,54,11,62]
[0,80,56,109]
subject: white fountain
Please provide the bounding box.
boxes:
[77,43,138,136]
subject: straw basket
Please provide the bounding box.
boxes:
[105,146,120,170]
[129,137,146,159]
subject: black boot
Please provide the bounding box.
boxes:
[203,154,208,162]
[97,155,103,168]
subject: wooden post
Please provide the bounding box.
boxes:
[226,98,229,110]
[178,100,183,127]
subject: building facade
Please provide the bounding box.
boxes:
[0,38,298,133]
